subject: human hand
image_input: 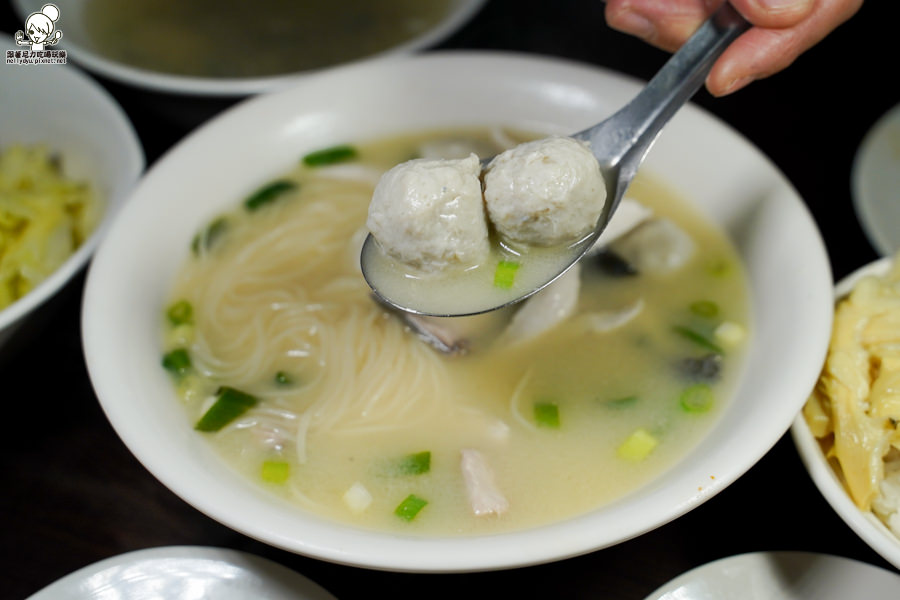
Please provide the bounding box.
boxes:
[605,0,864,96]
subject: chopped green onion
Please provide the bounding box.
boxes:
[706,259,732,278]
[166,300,193,326]
[689,300,719,318]
[195,386,258,432]
[274,371,293,386]
[176,374,208,403]
[162,348,191,378]
[603,395,638,408]
[395,451,431,475]
[534,402,560,428]
[672,325,723,354]
[191,216,229,255]
[244,180,297,211]
[715,321,746,347]
[617,428,659,461]
[394,494,428,521]
[494,260,520,289]
[261,460,290,483]
[302,145,358,167]
[679,383,715,413]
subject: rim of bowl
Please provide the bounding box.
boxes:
[791,256,900,571]
[12,0,487,97]
[0,34,144,332]
[81,50,833,572]
[850,103,900,257]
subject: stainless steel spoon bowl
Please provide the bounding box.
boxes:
[361,3,750,317]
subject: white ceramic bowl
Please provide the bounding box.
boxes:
[82,52,833,572]
[792,256,900,571]
[12,0,486,97]
[0,33,143,349]
[851,104,900,257]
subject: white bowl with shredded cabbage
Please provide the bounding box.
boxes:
[82,52,833,572]
[793,255,900,571]
[0,33,144,348]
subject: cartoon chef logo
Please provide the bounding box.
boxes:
[7,3,67,65]
[15,4,63,51]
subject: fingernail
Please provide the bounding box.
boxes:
[719,76,754,96]
[756,0,813,14]
[612,10,656,39]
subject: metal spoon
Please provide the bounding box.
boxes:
[361,3,750,317]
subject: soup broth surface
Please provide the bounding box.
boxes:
[163,128,750,535]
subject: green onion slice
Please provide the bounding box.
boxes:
[394,494,428,521]
[162,348,191,378]
[617,428,659,461]
[166,300,193,326]
[244,180,297,211]
[274,371,292,386]
[679,383,715,413]
[672,325,723,354]
[689,300,719,318]
[191,216,229,255]
[706,259,732,277]
[395,451,431,475]
[195,386,258,432]
[494,260,520,289]
[534,402,560,428]
[261,460,290,483]
[302,145,358,167]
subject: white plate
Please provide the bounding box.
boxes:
[643,551,900,599]
[26,546,336,600]
[852,103,900,256]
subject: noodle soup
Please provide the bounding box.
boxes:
[161,129,749,535]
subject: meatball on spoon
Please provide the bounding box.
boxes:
[361,3,749,317]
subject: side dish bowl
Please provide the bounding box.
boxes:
[792,256,900,571]
[82,52,833,572]
[0,33,143,350]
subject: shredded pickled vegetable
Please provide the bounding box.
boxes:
[0,145,99,308]
[803,254,900,533]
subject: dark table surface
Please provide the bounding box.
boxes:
[1,1,896,598]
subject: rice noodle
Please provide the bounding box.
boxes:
[175,180,472,463]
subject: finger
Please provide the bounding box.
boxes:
[605,0,713,52]
[707,0,864,95]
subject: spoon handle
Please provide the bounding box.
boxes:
[582,3,750,179]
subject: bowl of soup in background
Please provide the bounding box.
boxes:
[0,33,143,355]
[12,0,486,123]
[81,52,833,571]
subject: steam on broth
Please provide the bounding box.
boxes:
[83,0,456,78]
[162,128,750,535]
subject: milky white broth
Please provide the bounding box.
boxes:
[162,128,749,535]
